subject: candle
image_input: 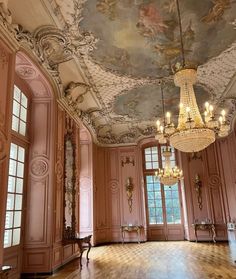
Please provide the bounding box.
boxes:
[166,112,171,125]
[209,105,213,117]
[156,120,160,131]
[221,110,226,122]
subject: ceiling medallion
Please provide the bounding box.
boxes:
[155,0,230,153]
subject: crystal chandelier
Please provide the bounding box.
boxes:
[155,0,230,153]
[155,83,183,186]
[155,146,183,186]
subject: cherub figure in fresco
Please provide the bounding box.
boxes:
[201,0,233,23]
[153,21,195,62]
[136,3,169,39]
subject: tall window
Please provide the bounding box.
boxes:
[4,85,28,248]
[144,145,182,225]
[12,85,28,136]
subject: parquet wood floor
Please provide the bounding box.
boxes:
[48,242,236,279]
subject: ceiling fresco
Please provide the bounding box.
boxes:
[113,83,210,121]
[6,0,236,145]
[80,0,236,78]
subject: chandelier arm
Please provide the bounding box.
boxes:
[176,0,185,68]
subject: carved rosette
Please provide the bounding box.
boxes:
[30,156,49,179]
[208,174,221,189]
[110,180,119,194]
[15,64,37,80]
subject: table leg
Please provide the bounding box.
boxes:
[79,249,84,268]
[211,225,216,243]
[137,228,140,244]
[86,241,92,263]
[194,227,198,243]
[122,229,125,244]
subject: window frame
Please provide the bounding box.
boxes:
[4,80,31,250]
[142,143,183,227]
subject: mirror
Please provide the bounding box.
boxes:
[63,123,76,240]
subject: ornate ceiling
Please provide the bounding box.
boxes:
[7,0,236,145]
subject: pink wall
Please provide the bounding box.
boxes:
[93,145,147,244]
[93,136,236,243]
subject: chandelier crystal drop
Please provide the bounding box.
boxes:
[155,68,230,153]
[155,146,183,186]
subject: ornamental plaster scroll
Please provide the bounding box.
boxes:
[48,0,98,55]
[0,46,8,68]
[65,81,90,105]
[0,0,11,24]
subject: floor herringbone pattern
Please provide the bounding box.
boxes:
[49,242,236,279]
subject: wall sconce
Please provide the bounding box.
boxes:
[194,174,203,210]
[121,156,135,167]
[126,177,134,213]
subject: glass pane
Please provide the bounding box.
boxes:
[172,199,180,207]
[17,162,24,178]
[145,154,152,162]
[145,148,151,154]
[148,191,154,199]
[149,217,156,224]
[148,199,155,207]
[156,207,163,217]
[148,207,156,217]
[165,190,172,198]
[12,228,21,246]
[146,176,153,183]
[21,93,28,108]
[152,146,158,153]
[13,100,20,117]
[10,143,18,159]
[155,199,162,207]
[15,195,22,210]
[152,161,158,169]
[18,147,25,163]
[145,162,152,169]
[6,194,14,210]
[14,211,22,228]
[154,191,161,199]
[172,191,179,199]
[165,199,173,208]
[147,184,153,192]
[9,159,16,176]
[14,86,21,102]
[152,154,158,161]
[153,182,160,191]
[20,106,27,122]
[5,211,13,229]
[19,121,26,136]
[16,178,23,193]
[8,176,15,192]
[156,216,163,224]
[12,115,19,132]
[4,229,12,248]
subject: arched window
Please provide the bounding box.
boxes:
[143,144,184,240]
[4,85,29,248]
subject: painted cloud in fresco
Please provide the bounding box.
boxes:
[80,0,236,78]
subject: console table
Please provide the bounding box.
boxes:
[0,266,11,279]
[121,225,143,244]
[63,234,92,267]
[192,223,216,243]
